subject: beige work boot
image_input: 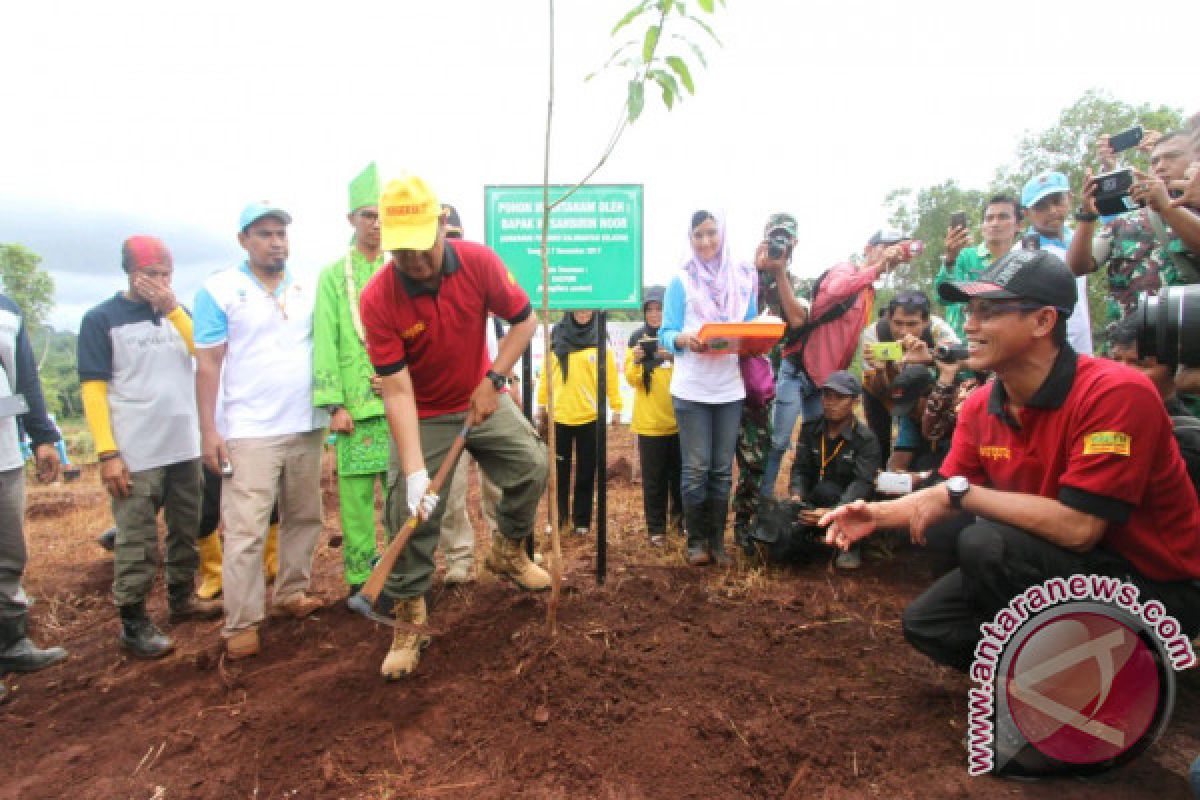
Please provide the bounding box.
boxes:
[196,532,223,600]
[485,533,551,591]
[269,593,324,619]
[225,627,260,661]
[380,596,430,680]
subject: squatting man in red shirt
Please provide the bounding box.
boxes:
[360,174,550,680]
[821,249,1200,672]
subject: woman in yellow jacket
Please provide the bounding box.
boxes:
[537,310,623,536]
[624,293,682,547]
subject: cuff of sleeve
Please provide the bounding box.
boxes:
[374,360,407,377]
[1059,485,1132,524]
[506,304,532,325]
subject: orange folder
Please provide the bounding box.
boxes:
[695,321,787,356]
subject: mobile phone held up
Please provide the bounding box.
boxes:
[1108,125,1143,154]
[949,211,968,230]
[1093,168,1139,216]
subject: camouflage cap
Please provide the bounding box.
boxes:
[764,213,798,239]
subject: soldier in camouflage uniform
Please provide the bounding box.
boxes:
[733,214,803,546]
[1068,131,1200,323]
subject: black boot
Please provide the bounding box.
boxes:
[684,502,711,566]
[0,616,69,674]
[119,603,174,659]
[708,494,732,566]
[167,584,222,624]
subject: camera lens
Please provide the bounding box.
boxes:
[1135,286,1200,367]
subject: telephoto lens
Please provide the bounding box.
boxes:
[1135,286,1200,368]
[934,343,970,363]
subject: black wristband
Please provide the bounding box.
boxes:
[1074,209,1099,223]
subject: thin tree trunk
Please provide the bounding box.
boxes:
[542,0,563,635]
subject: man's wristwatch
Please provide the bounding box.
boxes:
[486,370,507,391]
[945,475,970,510]
[1074,209,1099,222]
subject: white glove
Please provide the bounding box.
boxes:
[406,469,438,520]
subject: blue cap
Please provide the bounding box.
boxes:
[239,202,292,232]
[1020,172,1070,208]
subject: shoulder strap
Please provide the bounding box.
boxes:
[780,270,858,359]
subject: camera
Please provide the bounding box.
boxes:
[765,226,794,260]
[897,240,925,262]
[1093,167,1140,216]
[934,343,969,363]
[1135,286,1200,368]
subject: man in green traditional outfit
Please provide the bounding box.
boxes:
[313,163,389,594]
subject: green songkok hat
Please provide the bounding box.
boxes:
[348,162,381,213]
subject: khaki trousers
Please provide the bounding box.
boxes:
[221,430,324,635]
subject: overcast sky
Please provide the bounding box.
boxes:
[1,0,1196,332]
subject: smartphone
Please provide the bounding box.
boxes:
[875,471,914,495]
[869,341,903,362]
[1108,125,1143,154]
[1021,233,1041,251]
[1093,167,1138,216]
[221,460,234,477]
[949,211,968,230]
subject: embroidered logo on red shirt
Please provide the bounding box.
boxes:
[401,321,427,340]
[979,445,1011,461]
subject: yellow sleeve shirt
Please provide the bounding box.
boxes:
[537,347,624,425]
[623,352,678,436]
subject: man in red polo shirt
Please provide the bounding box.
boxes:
[821,249,1200,671]
[360,174,550,680]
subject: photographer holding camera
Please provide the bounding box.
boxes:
[821,249,1200,674]
[1068,131,1200,320]
[731,213,809,546]
[759,230,907,500]
[858,289,957,465]
[936,195,1022,341]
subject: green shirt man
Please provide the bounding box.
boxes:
[312,162,389,588]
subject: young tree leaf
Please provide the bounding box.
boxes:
[627,79,645,122]
[611,2,648,36]
[697,0,715,11]
[642,24,660,63]
[665,55,694,93]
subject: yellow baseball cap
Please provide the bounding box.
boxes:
[380,175,441,251]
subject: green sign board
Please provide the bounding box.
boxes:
[484,184,643,310]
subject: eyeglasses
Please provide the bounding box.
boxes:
[964,300,1048,322]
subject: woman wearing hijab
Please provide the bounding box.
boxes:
[624,289,683,546]
[660,210,758,565]
[536,310,624,536]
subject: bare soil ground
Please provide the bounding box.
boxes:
[2,428,1198,799]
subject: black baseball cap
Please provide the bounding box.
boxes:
[889,365,935,418]
[822,370,862,397]
[937,249,1077,314]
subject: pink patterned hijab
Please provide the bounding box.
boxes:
[681,209,755,324]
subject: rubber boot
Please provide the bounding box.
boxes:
[118,603,174,659]
[167,583,223,624]
[380,596,430,680]
[708,494,732,566]
[0,617,68,674]
[196,532,223,600]
[263,522,280,584]
[484,533,551,591]
[684,502,711,566]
